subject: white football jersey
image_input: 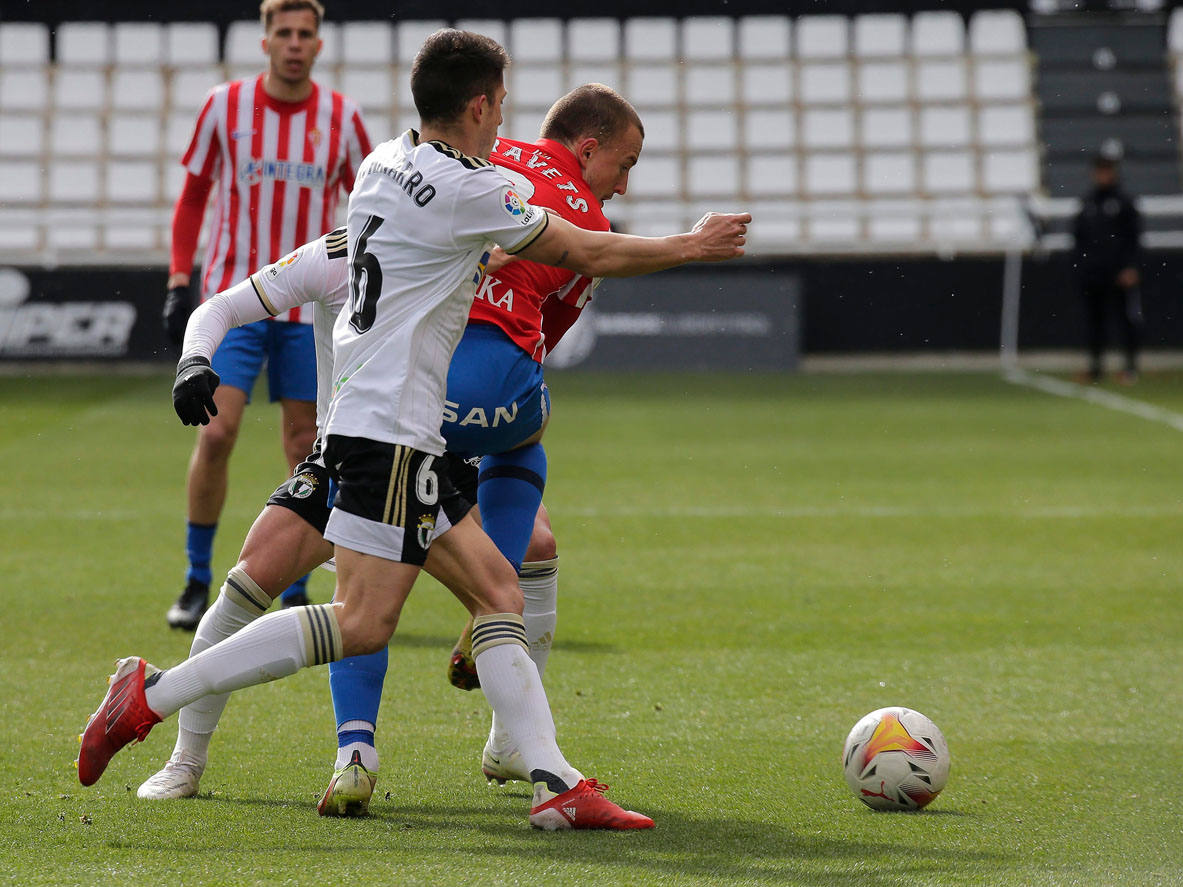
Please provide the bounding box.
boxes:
[325,131,550,455]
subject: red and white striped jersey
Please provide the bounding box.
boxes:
[182,74,371,323]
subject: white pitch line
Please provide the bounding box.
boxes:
[1003,367,1183,433]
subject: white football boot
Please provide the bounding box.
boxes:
[137,757,203,799]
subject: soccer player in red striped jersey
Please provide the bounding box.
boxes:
[163,0,371,630]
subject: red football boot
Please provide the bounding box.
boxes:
[529,778,655,830]
[78,657,162,786]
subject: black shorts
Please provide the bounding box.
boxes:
[447,453,480,505]
[265,450,333,534]
[321,435,472,565]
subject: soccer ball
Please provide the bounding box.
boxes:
[842,707,949,811]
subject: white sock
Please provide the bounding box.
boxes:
[489,558,559,751]
[336,718,379,772]
[171,569,270,766]
[473,614,582,790]
[145,604,342,718]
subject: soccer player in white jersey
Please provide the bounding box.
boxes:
[162,0,371,630]
[80,29,749,830]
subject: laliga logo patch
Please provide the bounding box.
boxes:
[287,472,319,499]
[266,248,303,279]
[503,188,526,216]
[416,514,436,549]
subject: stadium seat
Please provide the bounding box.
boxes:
[507,109,547,142]
[863,152,916,195]
[745,154,797,196]
[169,67,221,112]
[913,59,968,102]
[803,154,857,196]
[47,217,100,251]
[163,162,187,201]
[106,160,160,203]
[744,108,795,150]
[802,108,855,150]
[54,68,108,111]
[0,69,49,112]
[737,16,791,61]
[315,22,341,67]
[800,62,852,105]
[910,11,965,57]
[625,154,680,199]
[114,23,164,66]
[852,14,908,59]
[453,20,508,48]
[51,113,102,156]
[224,21,262,66]
[977,103,1035,148]
[165,23,219,66]
[682,17,734,61]
[111,70,165,111]
[362,114,393,146]
[972,58,1031,101]
[508,64,565,109]
[740,62,792,106]
[686,155,740,198]
[49,159,101,203]
[867,199,923,241]
[165,111,196,156]
[931,197,985,241]
[0,114,43,156]
[982,149,1037,193]
[918,106,971,149]
[860,107,913,149]
[921,150,976,195]
[685,109,739,151]
[567,62,623,93]
[855,61,909,104]
[969,9,1027,56]
[57,22,112,66]
[808,200,860,240]
[396,21,446,64]
[684,64,737,107]
[567,19,621,63]
[0,22,50,65]
[637,109,679,151]
[105,216,159,250]
[510,19,564,64]
[108,114,162,157]
[0,160,43,203]
[625,63,679,108]
[624,18,678,61]
[341,67,394,114]
[795,16,848,60]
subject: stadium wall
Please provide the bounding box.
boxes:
[2,255,1180,365]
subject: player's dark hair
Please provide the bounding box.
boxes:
[540,83,645,146]
[260,0,324,30]
[411,29,509,126]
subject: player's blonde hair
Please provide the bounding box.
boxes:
[260,0,325,31]
[541,83,644,147]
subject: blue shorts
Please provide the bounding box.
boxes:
[443,323,549,459]
[210,319,316,404]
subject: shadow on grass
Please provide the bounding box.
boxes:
[187,794,1002,884]
[391,632,619,655]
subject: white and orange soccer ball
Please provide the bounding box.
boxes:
[842,707,950,811]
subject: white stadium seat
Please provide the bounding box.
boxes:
[740,62,792,106]
[106,160,160,203]
[801,108,855,150]
[921,150,976,194]
[314,22,341,67]
[638,110,680,151]
[341,67,395,114]
[163,161,187,201]
[0,22,50,64]
[910,11,965,57]
[744,108,795,150]
[799,62,852,104]
[0,69,50,112]
[682,17,734,61]
[166,23,219,66]
[170,68,220,113]
[508,64,565,109]
[852,14,908,58]
[567,62,623,93]
[623,154,680,199]
[51,113,102,156]
[737,16,791,61]
[166,111,196,155]
[49,159,101,203]
[684,64,737,107]
[863,152,916,195]
[685,109,739,151]
[809,201,860,239]
[0,114,43,156]
[57,22,112,66]
[803,153,857,196]
[932,197,985,241]
[918,106,971,149]
[855,61,909,104]
[686,155,740,198]
[453,20,508,48]
[977,104,1035,147]
[745,154,797,196]
[396,21,446,64]
[48,218,100,250]
[624,63,679,108]
[913,59,968,102]
[973,58,1030,101]
[867,199,922,241]
[567,19,621,63]
[795,16,848,60]
[0,160,43,202]
[860,107,913,149]
[114,22,164,66]
[111,70,165,111]
[624,18,678,61]
[108,114,162,157]
[224,21,262,66]
[969,9,1027,56]
[981,149,1037,193]
[506,109,546,142]
[54,68,108,111]
[510,19,564,64]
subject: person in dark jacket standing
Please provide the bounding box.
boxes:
[1072,155,1143,384]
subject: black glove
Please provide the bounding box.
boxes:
[163,284,194,346]
[172,356,220,426]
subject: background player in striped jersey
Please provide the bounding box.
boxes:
[163,0,371,630]
[324,84,648,806]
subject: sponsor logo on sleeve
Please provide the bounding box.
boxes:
[266,247,303,279]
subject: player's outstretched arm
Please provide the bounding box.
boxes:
[515,211,750,279]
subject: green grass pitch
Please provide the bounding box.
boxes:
[1,369,1180,886]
